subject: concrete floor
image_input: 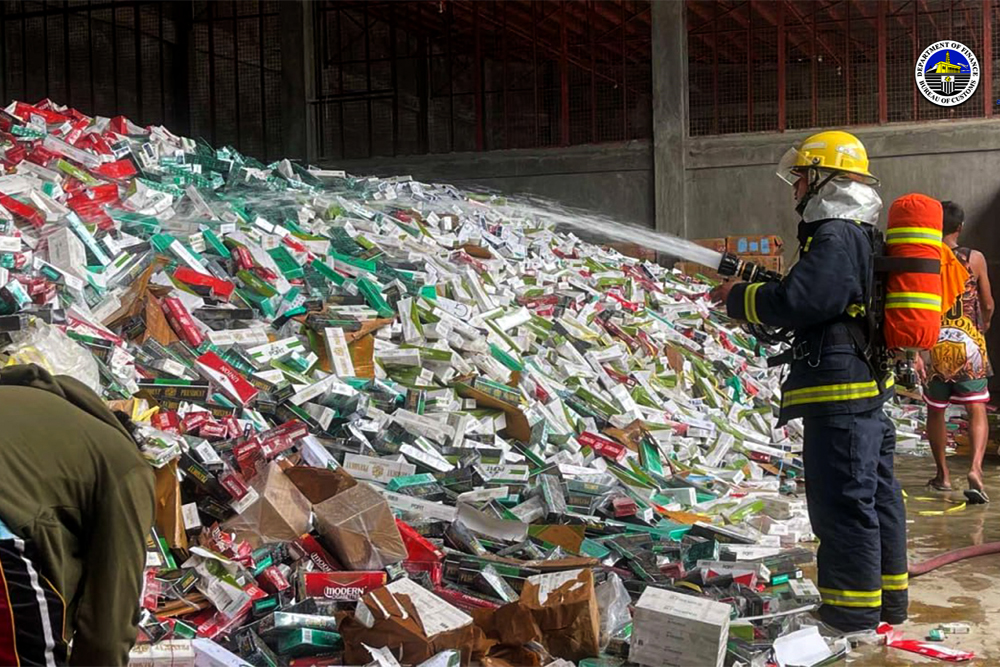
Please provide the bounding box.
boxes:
[847,451,1000,665]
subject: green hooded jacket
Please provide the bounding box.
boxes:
[0,364,155,666]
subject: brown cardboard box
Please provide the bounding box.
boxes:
[221,462,312,546]
[491,569,600,663]
[286,465,357,505]
[674,262,721,282]
[692,238,727,254]
[340,577,481,665]
[455,382,530,443]
[527,525,586,553]
[725,234,783,256]
[314,482,407,570]
[675,254,784,282]
[348,334,376,378]
[153,459,189,552]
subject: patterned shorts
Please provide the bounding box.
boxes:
[925,377,991,410]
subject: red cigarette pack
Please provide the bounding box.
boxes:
[195,351,259,407]
[578,431,627,462]
[299,571,387,602]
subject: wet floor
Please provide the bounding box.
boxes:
[848,451,1000,665]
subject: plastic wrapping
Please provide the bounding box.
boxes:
[313,482,408,570]
[5,319,100,393]
[221,462,312,547]
[595,573,631,649]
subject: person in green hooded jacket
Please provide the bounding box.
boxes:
[0,364,154,666]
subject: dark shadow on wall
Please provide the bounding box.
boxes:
[963,189,1000,398]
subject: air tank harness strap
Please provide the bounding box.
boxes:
[766,319,873,371]
[843,322,886,394]
[874,256,942,274]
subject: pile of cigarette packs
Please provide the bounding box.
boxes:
[0,99,893,667]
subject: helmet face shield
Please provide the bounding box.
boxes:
[776,130,879,185]
[776,146,803,186]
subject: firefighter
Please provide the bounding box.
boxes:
[710,130,906,632]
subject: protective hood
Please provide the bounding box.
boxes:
[800,177,882,225]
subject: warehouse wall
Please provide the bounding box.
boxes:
[654,0,1000,285]
[685,120,1000,252]
[331,141,655,228]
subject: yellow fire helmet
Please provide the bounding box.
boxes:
[776,130,878,186]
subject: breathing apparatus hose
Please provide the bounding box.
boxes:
[909,542,1000,578]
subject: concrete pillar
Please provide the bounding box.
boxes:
[280,1,312,162]
[651,0,688,238]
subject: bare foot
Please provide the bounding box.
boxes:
[927,475,952,491]
[968,470,985,492]
[964,474,990,504]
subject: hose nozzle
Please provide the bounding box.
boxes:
[717,252,784,284]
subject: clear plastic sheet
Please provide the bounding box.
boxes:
[6,319,100,392]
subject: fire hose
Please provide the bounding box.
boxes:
[909,542,1000,578]
[716,253,795,346]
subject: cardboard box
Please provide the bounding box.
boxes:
[153,459,189,552]
[674,262,721,282]
[415,650,461,667]
[314,482,407,570]
[286,465,357,505]
[692,237,727,254]
[340,577,478,665]
[629,587,730,667]
[490,568,600,663]
[523,568,600,661]
[221,462,311,546]
[726,234,783,256]
[676,254,783,283]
